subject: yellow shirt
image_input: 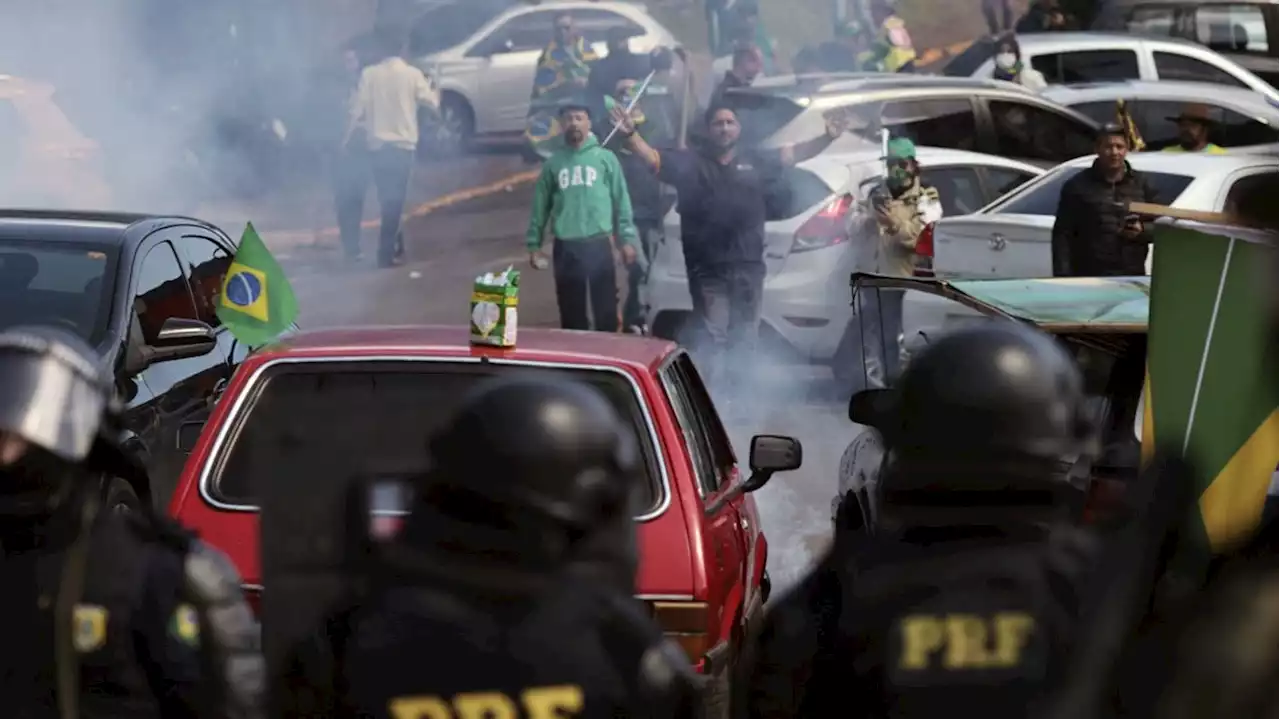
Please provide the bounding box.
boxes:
[1162,143,1226,154]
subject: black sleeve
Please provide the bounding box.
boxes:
[757,154,794,222]
[1051,179,1081,277]
[133,547,203,719]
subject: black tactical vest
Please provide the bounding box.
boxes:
[0,510,159,718]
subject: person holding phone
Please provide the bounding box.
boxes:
[1052,124,1157,277]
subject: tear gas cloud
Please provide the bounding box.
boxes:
[0,0,379,218]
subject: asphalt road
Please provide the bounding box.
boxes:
[276,152,858,596]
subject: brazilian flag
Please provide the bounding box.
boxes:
[1143,221,1278,551]
[215,222,299,347]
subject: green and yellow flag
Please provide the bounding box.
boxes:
[215,223,298,347]
[1144,221,1278,551]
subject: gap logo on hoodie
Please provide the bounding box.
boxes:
[557,165,599,189]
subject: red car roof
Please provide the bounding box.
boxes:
[256,326,679,373]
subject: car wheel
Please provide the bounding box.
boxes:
[102,476,142,515]
[431,93,474,158]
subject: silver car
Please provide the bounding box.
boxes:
[719,74,1100,167]
[952,31,1279,101]
[1040,79,1279,153]
[645,147,1044,364]
[409,0,677,149]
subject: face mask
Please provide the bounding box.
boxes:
[995,52,1017,70]
[887,165,914,193]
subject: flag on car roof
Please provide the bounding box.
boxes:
[215,222,298,347]
[1143,221,1277,551]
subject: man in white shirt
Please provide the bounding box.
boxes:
[345,30,440,267]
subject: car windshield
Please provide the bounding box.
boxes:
[409,0,519,56]
[987,166,1195,216]
[721,92,808,148]
[0,239,117,346]
[213,362,663,515]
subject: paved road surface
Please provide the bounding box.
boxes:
[279,173,859,597]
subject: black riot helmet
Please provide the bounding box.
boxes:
[0,325,117,516]
[402,374,644,574]
[868,322,1096,528]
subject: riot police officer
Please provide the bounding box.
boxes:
[279,375,701,718]
[0,325,263,718]
[738,322,1102,719]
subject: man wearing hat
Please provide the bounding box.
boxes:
[526,97,639,333]
[839,136,943,389]
[1163,104,1226,154]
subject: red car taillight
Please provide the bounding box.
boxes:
[913,222,936,277]
[791,193,855,253]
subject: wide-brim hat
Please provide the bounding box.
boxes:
[1168,103,1217,125]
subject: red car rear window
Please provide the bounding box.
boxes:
[209,361,663,515]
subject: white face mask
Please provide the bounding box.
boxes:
[995,52,1018,70]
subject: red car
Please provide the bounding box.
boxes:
[168,326,799,710]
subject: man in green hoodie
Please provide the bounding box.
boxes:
[527,99,639,332]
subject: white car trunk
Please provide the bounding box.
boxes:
[932,214,1057,279]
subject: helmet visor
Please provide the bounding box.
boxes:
[0,346,104,462]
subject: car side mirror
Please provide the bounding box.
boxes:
[744,434,803,492]
[849,388,894,426]
[124,318,217,375]
[176,420,206,454]
[704,435,802,516]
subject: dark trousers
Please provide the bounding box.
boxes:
[554,236,619,332]
[622,224,662,329]
[333,146,368,259]
[856,288,905,389]
[688,262,766,388]
[370,147,415,265]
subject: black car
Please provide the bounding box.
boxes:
[0,210,253,511]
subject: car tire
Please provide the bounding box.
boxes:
[102,476,142,515]
[431,93,475,158]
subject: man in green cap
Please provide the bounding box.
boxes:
[851,136,943,386]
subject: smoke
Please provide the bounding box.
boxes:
[1,0,376,217]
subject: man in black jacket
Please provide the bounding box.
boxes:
[1051,125,1157,277]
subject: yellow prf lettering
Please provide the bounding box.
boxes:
[523,685,584,718]
[389,686,585,718]
[898,612,1036,671]
[992,612,1035,667]
[389,696,453,719]
[453,692,517,719]
[899,615,946,669]
[943,614,992,669]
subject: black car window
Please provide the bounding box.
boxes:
[0,240,116,345]
[1195,5,1271,54]
[133,242,198,346]
[473,10,560,55]
[1133,99,1278,148]
[781,167,842,220]
[214,363,663,515]
[1152,51,1248,88]
[410,0,520,56]
[982,166,1039,200]
[673,354,735,489]
[571,8,646,45]
[992,167,1194,215]
[1070,99,1124,126]
[881,98,979,152]
[174,236,232,329]
[988,100,1096,162]
[919,166,986,216]
[662,362,719,496]
[1126,5,1178,36]
[1224,171,1278,230]
[722,93,808,148]
[1032,50,1141,84]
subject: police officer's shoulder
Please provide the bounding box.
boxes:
[123,508,196,553]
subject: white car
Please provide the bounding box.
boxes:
[1040,80,1279,154]
[931,151,1278,279]
[409,0,677,149]
[953,31,1279,102]
[645,147,1044,363]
